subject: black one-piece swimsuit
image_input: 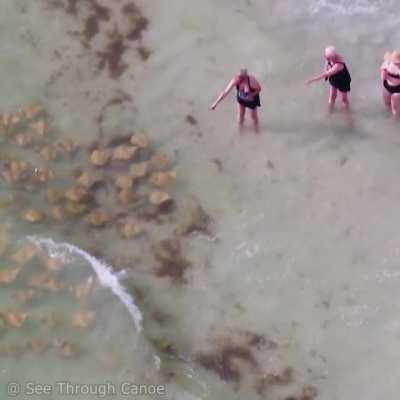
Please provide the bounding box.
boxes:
[326,62,351,93]
[236,77,261,109]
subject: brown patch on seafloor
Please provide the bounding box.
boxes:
[194,332,318,398]
[83,1,110,43]
[96,28,128,78]
[152,239,191,283]
[44,0,150,78]
[195,344,258,383]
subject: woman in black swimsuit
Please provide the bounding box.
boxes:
[211,68,262,132]
[305,46,351,112]
[381,50,400,118]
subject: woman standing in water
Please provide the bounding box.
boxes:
[211,68,262,132]
[305,46,351,112]
[380,50,400,118]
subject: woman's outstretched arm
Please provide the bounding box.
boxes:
[305,63,343,84]
[211,77,238,109]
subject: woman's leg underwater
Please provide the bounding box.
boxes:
[328,86,337,111]
[340,91,350,110]
[391,93,400,118]
[250,108,259,133]
[237,103,245,128]
[382,86,392,109]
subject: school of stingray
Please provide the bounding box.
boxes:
[0,104,320,399]
[0,103,179,361]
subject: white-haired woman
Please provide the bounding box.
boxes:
[305,46,352,111]
[381,50,400,118]
[211,68,262,132]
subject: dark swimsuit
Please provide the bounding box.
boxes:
[384,71,400,94]
[236,76,261,109]
[325,62,351,92]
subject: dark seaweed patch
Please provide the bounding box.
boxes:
[255,367,293,395]
[83,1,110,43]
[152,239,190,283]
[123,3,149,41]
[195,345,257,383]
[137,45,151,61]
[96,28,128,78]
[126,16,149,41]
[285,386,318,400]
[66,0,80,15]
[185,114,197,125]
[45,0,149,79]
[246,332,277,350]
[211,158,223,172]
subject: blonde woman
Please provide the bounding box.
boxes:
[381,50,400,118]
[305,46,351,111]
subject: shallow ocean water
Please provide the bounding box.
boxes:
[1,0,400,399]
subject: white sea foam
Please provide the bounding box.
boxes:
[27,236,143,332]
[310,0,385,15]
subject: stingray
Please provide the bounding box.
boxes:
[13,289,36,304]
[149,190,172,206]
[90,149,111,167]
[15,132,35,147]
[72,276,95,300]
[31,119,48,137]
[40,145,59,161]
[149,171,177,188]
[0,310,28,328]
[45,188,63,204]
[41,311,64,328]
[0,343,26,357]
[55,139,78,155]
[85,209,112,227]
[64,186,90,202]
[117,188,139,205]
[22,104,43,120]
[0,267,21,284]
[26,338,48,353]
[51,205,66,222]
[149,152,169,170]
[71,310,95,329]
[117,218,143,239]
[21,208,46,223]
[32,165,55,184]
[130,133,149,149]
[112,145,138,161]
[29,274,61,292]
[54,338,80,358]
[10,245,37,266]
[76,171,102,189]
[115,175,134,190]
[130,161,149,178]
[44,256,65,272]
